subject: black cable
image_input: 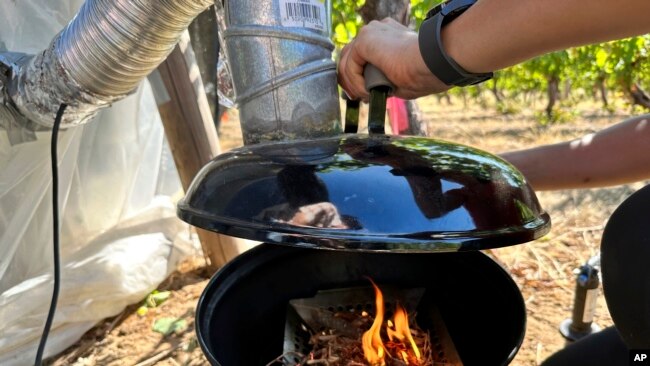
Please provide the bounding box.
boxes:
[35,103,68,366]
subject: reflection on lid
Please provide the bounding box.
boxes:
[179,134,550,251]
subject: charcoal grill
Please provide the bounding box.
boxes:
[195,244,526,365]
[178,133,550,366]
[179,67,549,366]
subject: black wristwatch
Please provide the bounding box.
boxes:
[418,0,493,86]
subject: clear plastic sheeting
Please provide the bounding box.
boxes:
[216,56,236,108]
[214,2,236,108]
[0,1,188,364]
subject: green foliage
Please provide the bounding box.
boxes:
[457,35,650,121]
[331,0,442,48]
[137,290,171,316]
[410,0,441,29]
[332,0,364,47]
[152,317,188,336]
[329,1,650,120]
[534,109,579,125]
[495,102,520,115]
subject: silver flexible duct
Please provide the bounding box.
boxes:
[2,0,212,129]
[0,52,37,143]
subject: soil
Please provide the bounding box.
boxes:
[49,97,648,366]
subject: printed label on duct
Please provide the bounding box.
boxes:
[279,0,326,31]
[582,288,599,323]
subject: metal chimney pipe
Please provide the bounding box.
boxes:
[220,0,341,144]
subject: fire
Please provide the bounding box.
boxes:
[362,280,422,366]
[362,279,387,365]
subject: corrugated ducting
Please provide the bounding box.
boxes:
[3,0,212,129]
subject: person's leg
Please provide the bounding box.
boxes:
[541,327,628,366]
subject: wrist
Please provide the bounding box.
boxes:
[439,5,491,74]
[438,0,558,75]
[440,1,498,73]
[411,40,450,92]
[418,0,493,87]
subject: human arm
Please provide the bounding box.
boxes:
[500,115,650,191]
[338,0,650,100]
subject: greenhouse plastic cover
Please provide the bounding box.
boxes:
[0,1,193,363]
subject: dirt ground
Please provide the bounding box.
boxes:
[50,97,648,366]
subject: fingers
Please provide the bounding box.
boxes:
[347,42,370,100]
[338,39,368,101]
[337,42,355,99]
[338,18,411,101]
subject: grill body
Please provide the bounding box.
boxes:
[196,244,526,366]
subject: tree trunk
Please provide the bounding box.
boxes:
[436,93,453,105]
[598,77,609,109]
[546,75,560,118]
[359,0,410,25]
[359,0,428,136]
[491,79,503,104]
[562,78,572,100]
[461,89,468,108]
[405,100,428,136]
[628,82,650,110]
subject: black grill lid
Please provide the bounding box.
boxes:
[177,134,550,252]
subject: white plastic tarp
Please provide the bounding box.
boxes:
[0,1,191,364]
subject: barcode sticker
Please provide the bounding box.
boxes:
[279,0,326,31]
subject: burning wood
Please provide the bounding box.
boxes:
[361,279,426,366]
[269,312,433,366]
[270,280,462,366]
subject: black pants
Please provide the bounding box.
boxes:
[541,327,628,366]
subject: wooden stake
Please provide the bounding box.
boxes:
[153,31,255,271]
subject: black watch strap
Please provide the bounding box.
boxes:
[418,4,493,86]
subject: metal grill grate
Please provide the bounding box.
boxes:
[282,286,462,365]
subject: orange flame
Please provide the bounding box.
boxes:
[388,304,422,361]
[362,279,387,365]
[362,280,422,365]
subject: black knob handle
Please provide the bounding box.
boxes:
[364,64,394,94]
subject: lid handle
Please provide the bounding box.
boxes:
[364,64,395,94]
[364,65,392,134]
